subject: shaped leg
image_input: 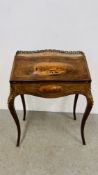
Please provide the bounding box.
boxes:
[81,91,93,145]
[8,93,21,147]
[20,94,26,121]
[73,94,79,120]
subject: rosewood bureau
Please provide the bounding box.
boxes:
[8,50,93,146]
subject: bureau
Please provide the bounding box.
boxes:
[8,50,93,146]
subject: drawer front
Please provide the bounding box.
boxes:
[12,82,90,98]
[12,82,65,98]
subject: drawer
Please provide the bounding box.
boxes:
[11,82,90,98]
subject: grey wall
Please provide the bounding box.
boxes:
[0,0,98,113]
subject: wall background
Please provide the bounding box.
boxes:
[0,0,98,113]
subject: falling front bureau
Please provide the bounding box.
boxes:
[8,50,93,146]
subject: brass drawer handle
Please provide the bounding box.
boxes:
[39,85,63,93]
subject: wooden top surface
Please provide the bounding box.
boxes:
[10,50,91,82]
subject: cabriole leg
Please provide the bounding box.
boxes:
[8,93,21,147]
[81,91,93,145]
[73,94,79,120]
[20,94,26,121]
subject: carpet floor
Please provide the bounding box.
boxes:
[0,110,98,175]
